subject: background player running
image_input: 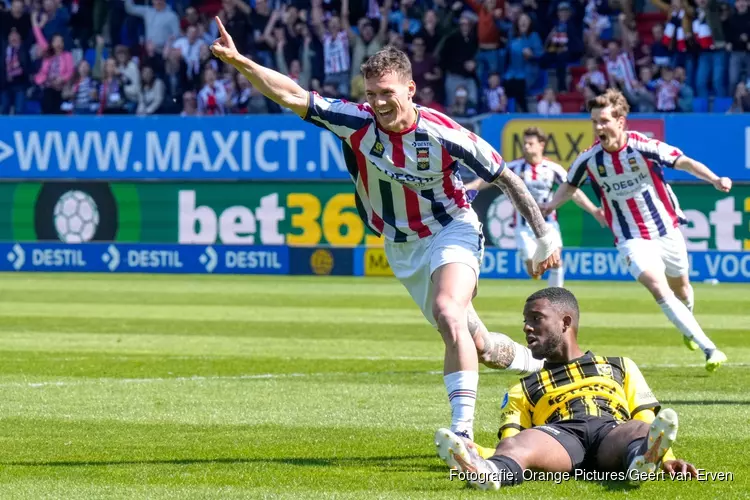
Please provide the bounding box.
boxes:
[435,287,698,490]
[543,89,729,372]
[210,22,560,443]
[465,127,606,287]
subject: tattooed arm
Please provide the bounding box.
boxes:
[467,304,515,370]
[492,168,549,238]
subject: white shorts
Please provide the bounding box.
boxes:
[385,210,484,328]
[515,221,563,262]
[617,228,689,279]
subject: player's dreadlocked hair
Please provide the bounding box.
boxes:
[360,46,413,82]
[526,287,580,326]
[586,88,630,119]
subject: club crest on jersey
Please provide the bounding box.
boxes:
[500,392,510,409]
[596,363,613,377]
[370,140,385,158]
[628,157,640,172]
[416,146,430,170]
[597,164,607,177]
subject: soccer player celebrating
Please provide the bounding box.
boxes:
[210,19,561,442]
[435,287,699,490]
[543,89,729,372]
[465,127,606,287]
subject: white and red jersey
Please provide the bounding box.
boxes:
[304,92,505,242]
[567,131,687,244]
[507,157,566,228]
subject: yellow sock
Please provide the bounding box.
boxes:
[474,443,496,459]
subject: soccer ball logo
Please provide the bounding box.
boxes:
[484,195,517,248]
[53,190,100,243]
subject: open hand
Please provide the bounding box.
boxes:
[662,459,698,479]
[210,17,239,64]
[713,177,732,193]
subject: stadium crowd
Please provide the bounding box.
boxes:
[0,0,749,116]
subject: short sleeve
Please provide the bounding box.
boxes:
[497,383,533,440]
[631,133,684,168]
[567,152,591,188]
[550,162,568,187]
[623,357,661,419]
[304,91,373,140]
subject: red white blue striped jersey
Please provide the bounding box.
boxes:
[507,157,567,228]
[304,91,506,242]
[567,131,687,244]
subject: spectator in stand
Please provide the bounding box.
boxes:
[197,66,227,115]
[413,8,448,56]
[161,47,189,113]
[173,25,206,81]
[483,71,507,112]
[582,0,613,57]
[198,44,219,76]
[416,85,446,112]
[674,65,694,110]
[542,2,583,92]
[276,39,312,90]
[577,56,606,95]
[33,15,73,114]
[180,90,198,116]
[1,0,32,45]
[604,40,637,93]
[728,81,750,112]
[99,58,129,114]
[310,0,351,97]
[214,0,253,57]
[464,0,506,88]
[624,65,657,111]
[537,86,561,115]
[449,85,478,116]
[441,13,478,106]
[503,12,542,112]
[123,0,180,51]
[40,0,72,52]
[649,24,672,68]
[693,0,726,98]
[229,73,251,113]
[409,35,441,98]
[63,59,98,114]
[137,65,165,115]
[248,0,273,67]
[727,0,750,96]
[350,10,389,88]
[653,64,680,111]
[652,0,694,73]
[113,44,141,109]
[1,28,32,114]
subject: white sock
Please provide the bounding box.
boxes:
[444,371,478,440]
[658,294,716,354]
[507,341,545,375]
[681,285,695,313]
[548,267,564,287]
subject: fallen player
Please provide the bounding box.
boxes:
[434,287,698,490]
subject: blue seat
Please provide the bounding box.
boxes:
[712,97,733,113]
[528,70,548,96]
[692,97,709,112]
[507,98,516,113]
[24,100,41,114]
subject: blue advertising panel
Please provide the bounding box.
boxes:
[481,248,750,283]
[479,114,750,182]
[0,242,289,274]
[0,116,350,180]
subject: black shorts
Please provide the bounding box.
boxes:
[534,416,619,471]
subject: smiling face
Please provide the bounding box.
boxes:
[365,71,416,131]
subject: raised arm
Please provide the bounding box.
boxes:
[211,17,308,117]
[674,156,732,192]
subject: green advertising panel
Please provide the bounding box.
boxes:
[0,181,747,250]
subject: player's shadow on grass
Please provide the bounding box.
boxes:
[2,454,444,472]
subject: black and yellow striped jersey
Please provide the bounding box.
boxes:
[498,351,660,439]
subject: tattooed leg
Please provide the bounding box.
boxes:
[467,303,544,375]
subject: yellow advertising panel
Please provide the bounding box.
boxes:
[501,119,595,167]
[364,248,393,276]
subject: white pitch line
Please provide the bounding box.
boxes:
[1,362,749,390]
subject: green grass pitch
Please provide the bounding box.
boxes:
[0,273,748,499]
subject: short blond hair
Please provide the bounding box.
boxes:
[586,88,630,118]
